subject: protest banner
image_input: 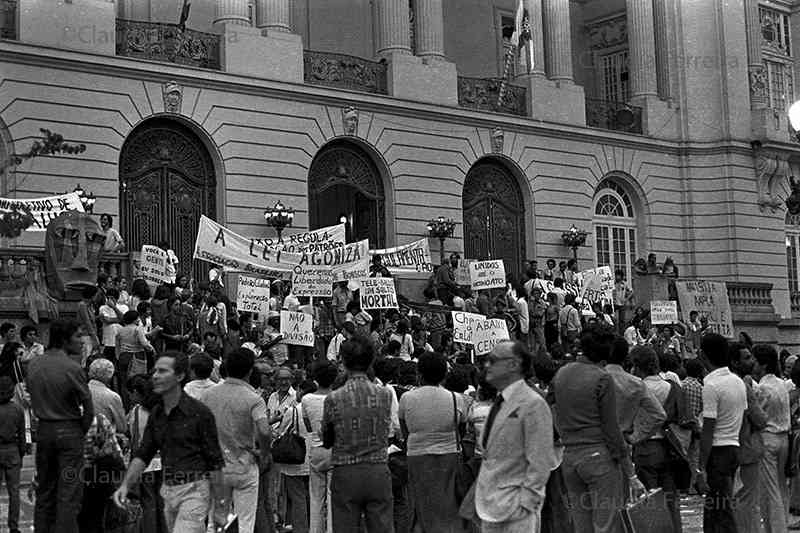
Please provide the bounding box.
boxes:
[455,260,472,286]
[360,277,398,310]
[579,266,614,304]
[308,240,371,283]
[650,301,679,325]
[473,318,511,355]
[255,223,346,253]
[194,216,301,278]
[138,245,170,287]
[675,280,734,338]
[469,260,507,290]
[370,239,434,273]
[401,301,450,333]
[292,264,334,297]
[451,311,486,344]
[0,192,84,231]
[280,310,314,346]
[236,276,271,314]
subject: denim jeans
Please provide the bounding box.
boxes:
[633,440,682,532]
[760,432,789,533]
[0,444,21,532]
[308,453,332,533]
[561,443,624,533]
[34,420,86,533]
[284,475,309,533]
[216,463,260,533]
[734,461,760,533]
[254,468,275,533]
[704,446,739,533]
[331,463,394,533]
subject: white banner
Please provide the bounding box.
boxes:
[650,300,679,325]
[237,276,272,314]
[451,311,486,344]
[302,240,371,283]
[473,318,511,355]
[194,216,302,278]
[256,223,346,253]
[469,260,507,290]
[0,192,84,231]
[280,310,314,346]
[360,277,399,310]
[291,265,334,297]
[138,245,170,287]
[579,266,614,304]
[370,238,434,273]
[675,281,734,338]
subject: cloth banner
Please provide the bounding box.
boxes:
[675,280,734,338]
[400,301,451,333]
[280,310,314,346]
[138,245,170,287]
[469,260,507,290]
[473,318,511,355]
[451,311,486,344]
[370,239,434,273]
[360,277,398,310]
[194,216,302,278]
[532,278,594,316]
[0,192,84,231]
[256,223,346,253]
[236,276,271,314]
[579,266,614,303]
[291,265,334,297]
[306,240,370,283]
[650,300,679,325]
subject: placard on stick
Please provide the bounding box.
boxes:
[451,311,486,344]
[473,318,510,355]
[280,310,314,346]
[236,276,271,314]
[292,265,333,297]
[650,301,678,325]
[360,277,398,310]
[469,260,507,290]
[139,245,170,287]
[675,280,733,338]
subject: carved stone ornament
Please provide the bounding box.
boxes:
[163,81,183,114]
[45,211,106,300]
[490,128,504,153]
[749,65,768,100]
[341,106,359,136]
[787,176,800,216]
[585,13,627,50]
[754,147,787,213]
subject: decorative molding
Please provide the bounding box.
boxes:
[457,77,527,117]
[341,106,359,136]
[303,50,388,95]
[585,13,627,51]
[755,146,787,212]
[115,19,222,70]
[162,80,183,114]
[490,127,504,153]
[748,65,768,100]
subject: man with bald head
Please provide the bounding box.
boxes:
[473,340,558,532]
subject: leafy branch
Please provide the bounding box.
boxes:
[2,128,86,171]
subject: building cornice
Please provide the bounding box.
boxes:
[0,39,791,160]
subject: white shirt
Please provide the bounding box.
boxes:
[624,326,644,347]
[99,303,128,347]
[702,367,747,447]
[283,293,300,312]
[184,378,217,400]
[327,333,345,361]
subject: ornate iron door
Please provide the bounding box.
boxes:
[120,119,216,282]
[462,162,525,281]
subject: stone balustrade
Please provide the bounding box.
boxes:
[303,50,388,95]
[726,281,774,311]
[456,76,527,117]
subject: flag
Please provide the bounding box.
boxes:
[510,0,533,72]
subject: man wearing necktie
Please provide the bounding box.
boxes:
[473,340,558,532]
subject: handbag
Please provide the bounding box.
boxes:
[272,407,306,465]
[127,351,148,377]
[452,392,480,504]
[619,488,673,533]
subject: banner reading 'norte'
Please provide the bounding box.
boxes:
[0,192,84,231]
[370,238,433,273]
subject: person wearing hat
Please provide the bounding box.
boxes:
[0,375,24,533]
[88,358,127,435]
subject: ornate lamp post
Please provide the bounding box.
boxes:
[561,224,588,263]
[427,216,456,264]
[73,184,96,214]
[264,200,294,242]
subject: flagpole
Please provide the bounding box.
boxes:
[497,47,515,109]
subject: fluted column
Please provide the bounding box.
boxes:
[744,0,767,108]
[626,0,657,98]
[415,0,445,60]
[214,0,250,26]
[652,0,670,99]
[526,0,546,75]
[542,0,573,81]
[376,0,412,57]
[256,0,291,32]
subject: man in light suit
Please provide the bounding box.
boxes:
[475,340,558,533]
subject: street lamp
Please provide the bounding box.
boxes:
[73,184,96,213]
[561,224,588,263]
[789,100,800,141]
[427,216,456,264]
[263,200,294,242]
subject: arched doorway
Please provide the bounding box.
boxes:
[308,142,385,248]
[462,161,525,280]
[119,118,217,281]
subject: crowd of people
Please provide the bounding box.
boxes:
[0,254,798,533]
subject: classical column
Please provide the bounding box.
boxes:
[376,0,412,57]
[214,0,250,26]
[626,0,657,98]
[415,0,445,60]
[526,0,546,76]
[744,0,767,108]
[652,0,670,99]
[256,0,291,32]
[542,0,573,81]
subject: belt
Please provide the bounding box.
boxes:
[163,470,210,487]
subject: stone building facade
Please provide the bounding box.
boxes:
[1,0,799,345]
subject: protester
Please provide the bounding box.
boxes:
[18,325,44,365]
[183,352,216,400]
[0,375,24,533]
[77,286,100,365]
[331,281,351,329]
[98,287,127,361]
[87,358,127,434]
[116,310,155,408]
[0,322,16,353]
[326,321,355,362]
[0,342,23,385]
[277,379,314,533]
[268,367,300,529]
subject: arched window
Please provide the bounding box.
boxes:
[786,212,800,294]
[593,178,637,282]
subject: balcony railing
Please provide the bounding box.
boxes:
[1,0,16,40]
[726,282,774,312]
[116,19,221,70]
[303,50,388,95]
[457,76,527,117]
[585,98,643,134]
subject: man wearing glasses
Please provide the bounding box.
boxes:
[473,340,558,532]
